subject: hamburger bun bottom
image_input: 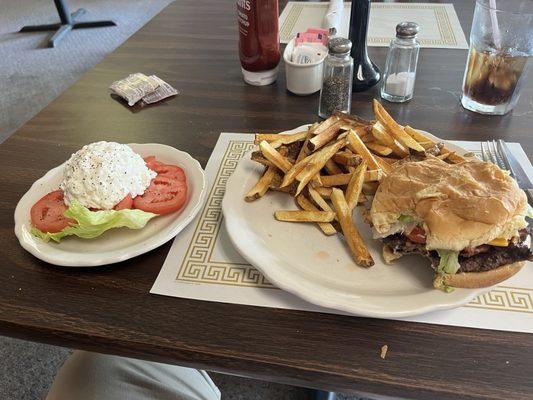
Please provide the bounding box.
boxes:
[381,245,525,289]
[435,262,525,289]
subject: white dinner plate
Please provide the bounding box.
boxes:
[14,143,206,267]
[222,125,486,318]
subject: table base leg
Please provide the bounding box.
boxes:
[18,6,116,48]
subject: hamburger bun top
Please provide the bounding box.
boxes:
[371,157,528,251]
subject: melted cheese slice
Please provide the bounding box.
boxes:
[488,237,509,247]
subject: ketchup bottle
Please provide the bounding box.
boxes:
[237,0,281,86]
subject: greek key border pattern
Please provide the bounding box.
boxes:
[175,139,533,313]
[176,140,274,288]
[465,287,533,314]
[280,3,458,46]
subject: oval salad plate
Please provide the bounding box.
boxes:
[222,125,486,318]
[14,143,206,267]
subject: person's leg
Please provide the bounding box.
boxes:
[46,351,221,400]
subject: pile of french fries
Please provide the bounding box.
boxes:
[244,99,467,268]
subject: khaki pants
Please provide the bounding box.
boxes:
[46,351,221,400]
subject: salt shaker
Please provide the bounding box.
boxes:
[380,22,420,103]
[318,37,354,118]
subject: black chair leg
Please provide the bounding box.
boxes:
[19,0,116,48]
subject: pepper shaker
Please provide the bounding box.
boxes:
[318,37,354,118]
[380,22,420,102]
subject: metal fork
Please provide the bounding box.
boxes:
[480,140,506,168]
[481,140,533,205]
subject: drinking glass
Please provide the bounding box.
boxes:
[461,0,533,115]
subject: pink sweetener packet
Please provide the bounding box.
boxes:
[295,32,328,47]
[306,27,329,36]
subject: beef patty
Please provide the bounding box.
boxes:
[383,228,532,273]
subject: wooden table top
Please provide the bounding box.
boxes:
[1,1,532,399]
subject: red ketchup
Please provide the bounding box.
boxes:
[237,0,281,86]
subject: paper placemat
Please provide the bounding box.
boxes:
[151,133,533,333]
[279,2,469,48]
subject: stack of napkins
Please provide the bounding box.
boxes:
[109,73,179,106]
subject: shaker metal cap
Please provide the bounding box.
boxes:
[328,37,352,54]
[396,21,419,38]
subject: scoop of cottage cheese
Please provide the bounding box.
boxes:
[59,141,156,210]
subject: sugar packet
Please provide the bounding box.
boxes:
[142,75,179,104]
[109,73,160,106]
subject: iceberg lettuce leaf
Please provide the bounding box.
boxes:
[436,249,461,275]
[31,201,157,243]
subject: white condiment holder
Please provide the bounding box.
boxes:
[284,38,327,96]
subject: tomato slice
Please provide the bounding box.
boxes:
[144,156,186,182]
[30,190,76,233]
[144,156,157,167]
[405,226,426,244]
[113,194,133,210]
[148,162,186,183]
[133,175,187,215]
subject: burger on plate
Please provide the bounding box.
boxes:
[370,156,532,291]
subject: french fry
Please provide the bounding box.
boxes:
[372,123,409,158]
[340,122,356,131]
[255,132,307,145]
[244,166,277,202]
[281,152,315,188]
[254,133,279,143]
[441,149,467,163]
[346,129,380,170]
[419,141,437,150]
[351,124,372,137]
[437,152,451,160]
[320,174,351,186]
[443,152,466,164]
[404,126,467,163]
[374,155,394,174]
[373,100,424,152]
[270,171,297,195]
[337,131,349,141]
[320,170,382,187]
[324,159,344,175]
[308,120,342,151]
[296,135,312,162]
[345,162,367,210]
[281,148,324,189]
[268,131,309,149]
[310,174,323,188]
[337,117,371,133]
[404,125,433,143]
[274,210,335,223]
[313,184,365,203]
[308,186,334,213]
[366,141,393,156]
[251,152,275,168]
[332,151,362,167]
[295,195,336,235]
[330,188,374,267]
[295,139,346,195]
[315,187,333,198]
[361,134,375,143]
[311,115,340,135]
[259,140,292,173]
[365,170,383,181]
